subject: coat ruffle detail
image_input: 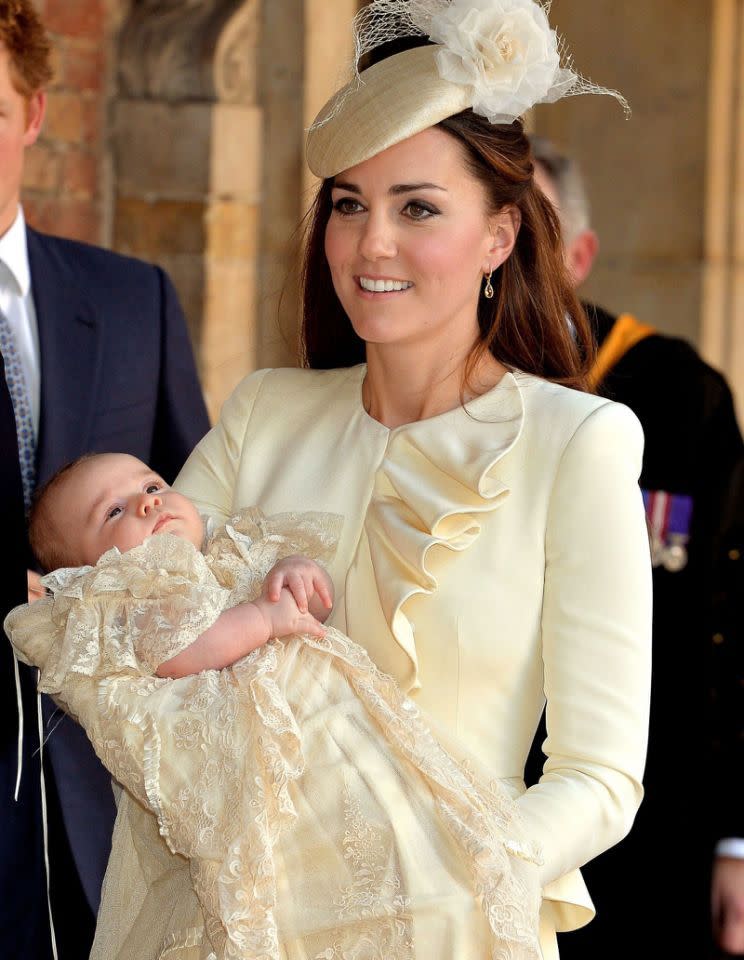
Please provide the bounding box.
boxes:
[366,372,525,690]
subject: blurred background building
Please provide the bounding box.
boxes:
[27,0,744,422]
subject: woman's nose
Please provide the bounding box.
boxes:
[136,492,162,517]
[358,212,397,261]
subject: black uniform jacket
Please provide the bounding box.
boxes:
[547,305,744,960]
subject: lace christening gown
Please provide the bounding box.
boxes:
[7,509,541,960]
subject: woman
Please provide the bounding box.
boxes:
[173,1,651,957]
[25,1,649,957]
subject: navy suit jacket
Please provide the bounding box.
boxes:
[1,227,210,958]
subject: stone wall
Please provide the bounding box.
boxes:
[533,0,712,346]
[23,0,126,246]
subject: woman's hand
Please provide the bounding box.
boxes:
[263,555,334,620]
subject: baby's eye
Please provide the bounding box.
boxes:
[145,483,161,494]
[106,506,122,520]
[332,197,364,216]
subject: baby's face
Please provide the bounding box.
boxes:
[51,453,204,567]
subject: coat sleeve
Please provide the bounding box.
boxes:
[174,369,272,524]
[515,401,653,888]
[149,267,211,484]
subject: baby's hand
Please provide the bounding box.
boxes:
[263,555,334,616]
[254,589,326,641]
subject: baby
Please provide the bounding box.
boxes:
[27,452,333,678]
[8,453,542,960]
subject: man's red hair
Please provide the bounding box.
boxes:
[0,0,53,98]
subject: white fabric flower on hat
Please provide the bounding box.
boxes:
[428,0,574,123]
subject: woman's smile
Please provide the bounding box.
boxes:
[357,275,415,296]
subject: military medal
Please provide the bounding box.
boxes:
[642,490,693,572]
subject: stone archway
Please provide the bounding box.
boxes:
[702,0,744,424]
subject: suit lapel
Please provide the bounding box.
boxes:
[27,227,102,484]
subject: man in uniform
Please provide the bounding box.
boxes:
[529,135,744,958]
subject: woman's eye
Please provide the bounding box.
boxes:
[404,201,436,221]
[332,197,364,216]
[106,506,122,521]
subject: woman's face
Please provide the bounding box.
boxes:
[324,126,516,355]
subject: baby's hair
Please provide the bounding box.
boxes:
[29,453,100,573]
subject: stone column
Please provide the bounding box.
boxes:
[302,0,359,194]
[702,0,744,424]
[255,0,358,370]
[113,0,260,422]
[255,0,304,369]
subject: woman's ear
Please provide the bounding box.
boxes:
[485,205,521,272]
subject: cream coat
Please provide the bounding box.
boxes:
[175,364,652,957]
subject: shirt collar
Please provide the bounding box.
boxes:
[0,207,30,297]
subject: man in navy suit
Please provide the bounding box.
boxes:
[1,4,210,957]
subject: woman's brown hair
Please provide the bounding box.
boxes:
[300,43,594,389]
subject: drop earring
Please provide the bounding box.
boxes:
[483,269,494,300]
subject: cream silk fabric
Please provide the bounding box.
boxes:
[174,365,652,956]
[7,509,543,960]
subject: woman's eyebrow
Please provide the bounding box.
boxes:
[389,182,447,195]
[332,180,361,194]
[332,180,447,194]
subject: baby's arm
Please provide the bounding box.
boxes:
[156,590,325,679]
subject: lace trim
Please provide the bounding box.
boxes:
[313,629,542,957]
[204,508,342,603]
[314,776,414,960]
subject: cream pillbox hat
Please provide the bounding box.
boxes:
[306,0,626,179]
[306,45,471,178]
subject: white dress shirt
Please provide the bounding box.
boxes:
[716,838,744,859]
[0,207,41,439]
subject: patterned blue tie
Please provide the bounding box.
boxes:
[0,308,36,511]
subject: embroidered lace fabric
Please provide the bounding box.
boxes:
[7,509,542,960]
